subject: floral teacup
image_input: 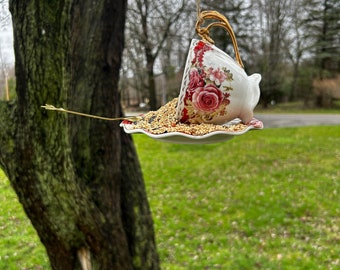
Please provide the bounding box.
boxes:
[176,11,261,125]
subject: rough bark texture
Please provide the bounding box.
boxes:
[0,0,159,269]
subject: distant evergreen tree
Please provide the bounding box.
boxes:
[304,0,340,77]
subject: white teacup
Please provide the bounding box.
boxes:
[176,11,261,125]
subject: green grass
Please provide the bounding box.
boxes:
[1,126,340,269]
[135,126,340,269]
[0,172,49,269]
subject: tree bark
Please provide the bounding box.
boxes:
[1,0,159,269]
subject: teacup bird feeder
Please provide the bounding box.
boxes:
[43,8,263,144]
[120,9,263,143]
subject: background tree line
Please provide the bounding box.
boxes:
[121,0,340,110]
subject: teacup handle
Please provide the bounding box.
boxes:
[195,10,244,69]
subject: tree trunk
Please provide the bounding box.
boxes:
[146,58,157,110]
[289,61,299,102]
[0,0,159,269]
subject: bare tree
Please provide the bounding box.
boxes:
[282,0,312,102]
[125,0,189,110]
[249,0,290,107]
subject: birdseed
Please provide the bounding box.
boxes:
[127,98,248,136]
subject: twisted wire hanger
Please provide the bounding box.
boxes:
[41,104,141,121]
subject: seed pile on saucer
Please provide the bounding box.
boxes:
[128,98,248,136]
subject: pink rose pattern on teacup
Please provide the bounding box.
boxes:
[180,41,234,123]
[192,83,223,112]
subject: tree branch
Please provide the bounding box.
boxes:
[153,0,187,59]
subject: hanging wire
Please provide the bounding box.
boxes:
[41,104,141,121]
[196,0,201,20]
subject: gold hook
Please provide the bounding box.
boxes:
[195,10,244,69]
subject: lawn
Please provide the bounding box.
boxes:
[0,173,49,268]
[1,125,339,269]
